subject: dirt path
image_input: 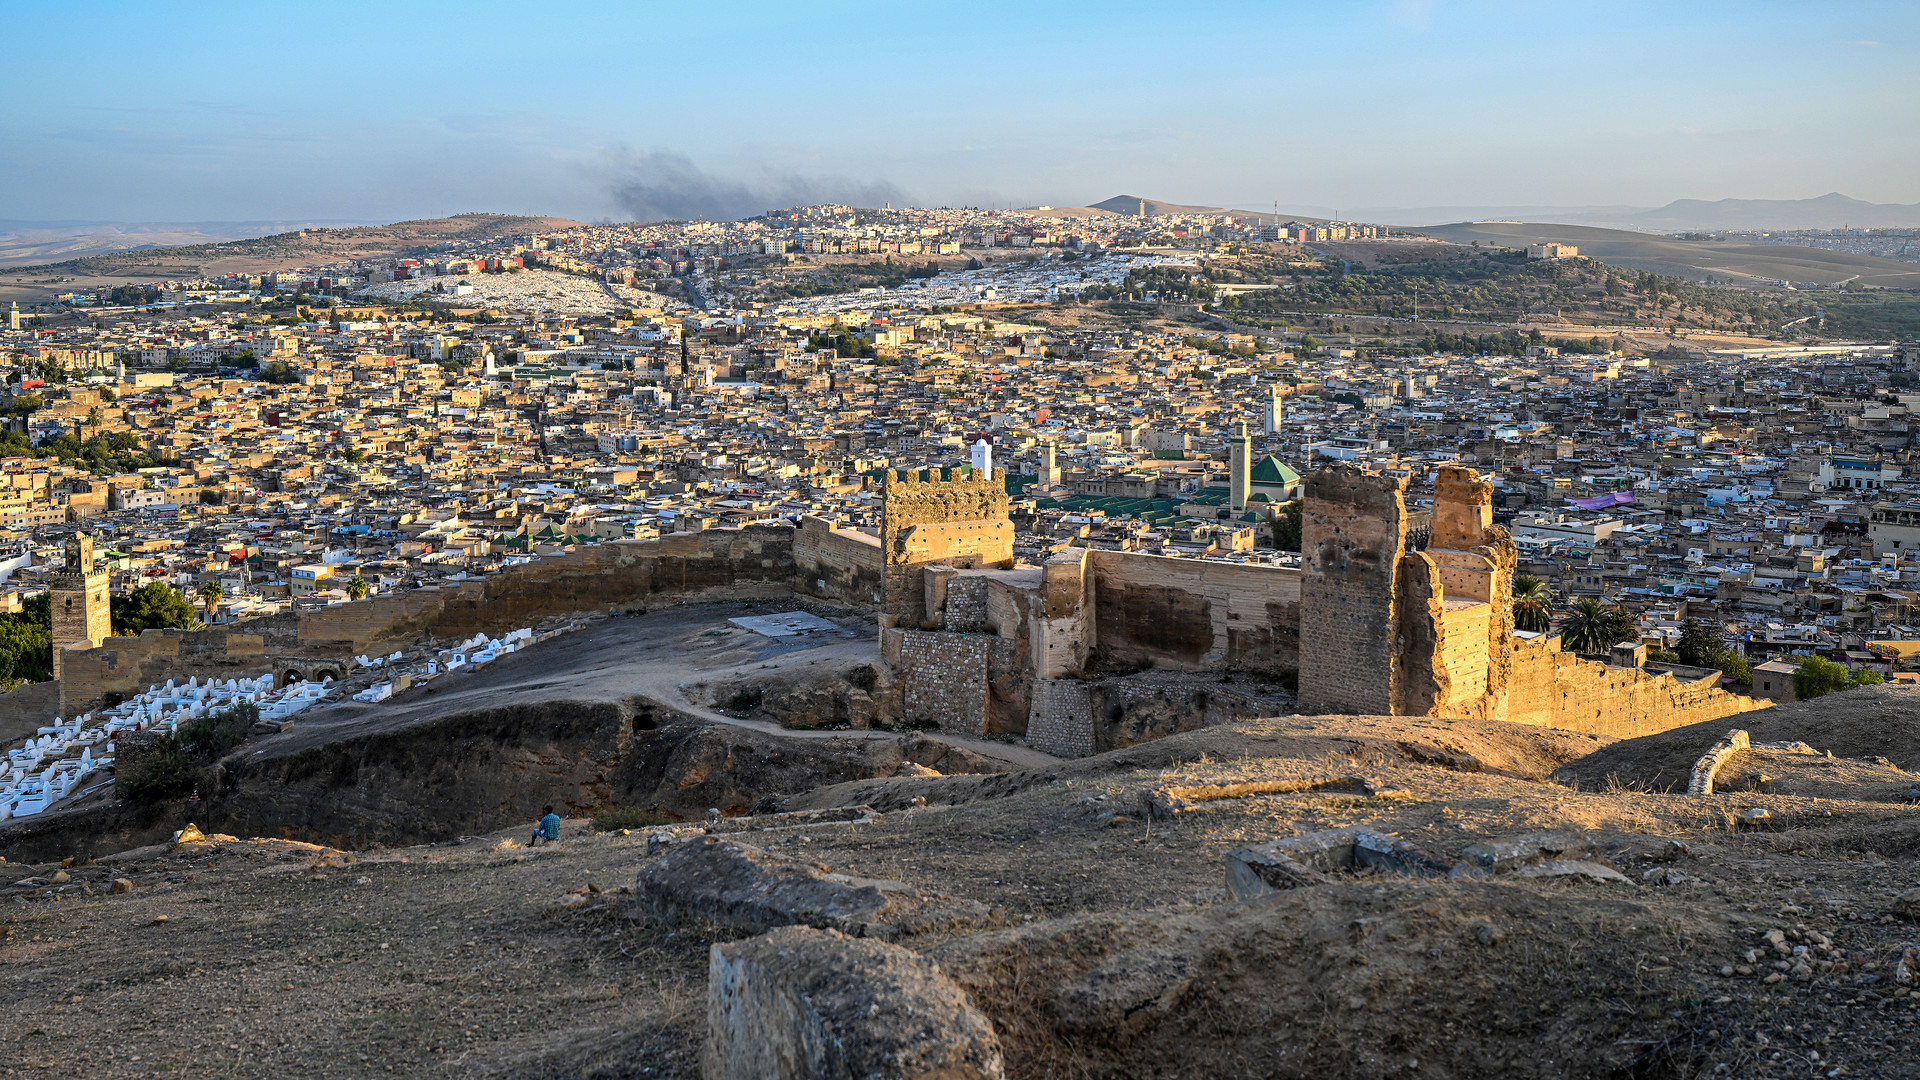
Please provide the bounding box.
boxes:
[260,602,1056,772]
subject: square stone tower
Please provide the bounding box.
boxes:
[879,466,1013,628]
[1297,464,1517,720]
[50,533,111,680]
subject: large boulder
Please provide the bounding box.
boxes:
[638,837,991,939]
[705,925,1003,1080]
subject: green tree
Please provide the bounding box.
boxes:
[1675,620,1751,683]
[1511,574,1552,632]
[1272,499,1303,552]
[1792,655,1850,701]
[346,576,369,601]
[1850,668,1886,688]
[1557,598,1637,654]
[259,361,298,384]
[111,582,201,635]
[342,447,367,465]
[197,581,223,623]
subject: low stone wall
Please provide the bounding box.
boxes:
[1507,636,1768,739]
[1688,728,1751,795]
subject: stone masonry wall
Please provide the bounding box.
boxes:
[1027,679,1095,758]
[59,526,805,714]
[1298,467,1409,715]
[943,578,990,632]
[1085,550,1301,675]
[894,629,992,736]
[1506,634,1769,738]
[792,516,884,608]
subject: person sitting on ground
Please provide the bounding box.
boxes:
[530,805,561,846]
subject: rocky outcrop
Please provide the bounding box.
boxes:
[640,837,992,940]
[705,925,1003,1080]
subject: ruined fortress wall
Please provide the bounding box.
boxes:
[1085,550,1301,675]
[792,516,883,608]
[894,629,992,736]
[1298,468,1408,714]
[59,528,805,713]
[1505,634,1768,738]
[880,468,1011,628]
[0,680,62,741]
[1027,679,1095,757]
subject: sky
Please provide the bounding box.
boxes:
[2,0,1916,223]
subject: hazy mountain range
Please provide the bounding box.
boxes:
[1343,193,1920,232]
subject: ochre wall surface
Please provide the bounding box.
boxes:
[1298,467,1409,715]
[58,528,802,713]
[1085,550,1301,676]
[1506,635,1768,738]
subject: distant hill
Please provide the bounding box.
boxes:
[1363,193,1920,233]
[0,219,376,269]
[3,213,586,281]
[1044,196,1325,226]
[1417,221,1920,290]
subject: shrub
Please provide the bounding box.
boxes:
[726,689,761,714]
[848,665,879,692]
[1792,655,1850,701]
[118,702,259,807]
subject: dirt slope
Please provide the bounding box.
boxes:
[1555,682,1920,792]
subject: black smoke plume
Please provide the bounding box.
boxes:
[608,151,911,222]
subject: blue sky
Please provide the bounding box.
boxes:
[2,0,1915,222]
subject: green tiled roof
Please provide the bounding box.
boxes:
[1250,456,1299,485]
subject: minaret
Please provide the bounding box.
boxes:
[50,533,110,682]
[969,437,993,479]
[1230,420,1252,513]
[7,303,19,332]
[1262,385,1284,436]
[1041,440,1060,489]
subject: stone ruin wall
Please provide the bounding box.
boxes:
[792,516,884,609]
[1506,634,1768,738]
[1084,550,1301,677]
[56,526,811,714]
[1297,467,1409,716]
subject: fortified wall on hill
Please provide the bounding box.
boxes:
[17,462,1764,752]
[873,462,1766,754]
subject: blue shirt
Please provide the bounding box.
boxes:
[539,813,561,840]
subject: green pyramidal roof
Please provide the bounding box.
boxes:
[1249,456,1299,485]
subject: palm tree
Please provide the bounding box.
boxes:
[1512,573,1552,632]
[1557,597,1636,654]
[196,581,223,624]
[346,576,369,601]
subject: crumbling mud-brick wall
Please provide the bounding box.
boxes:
[58,527,806,714]
[1391,466,1518,721]
[1298,467,1410,715]
[1506,634,1768,738]
[1085,550,1301,676]
[880,468,1012,628]
[792,516,884,608]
